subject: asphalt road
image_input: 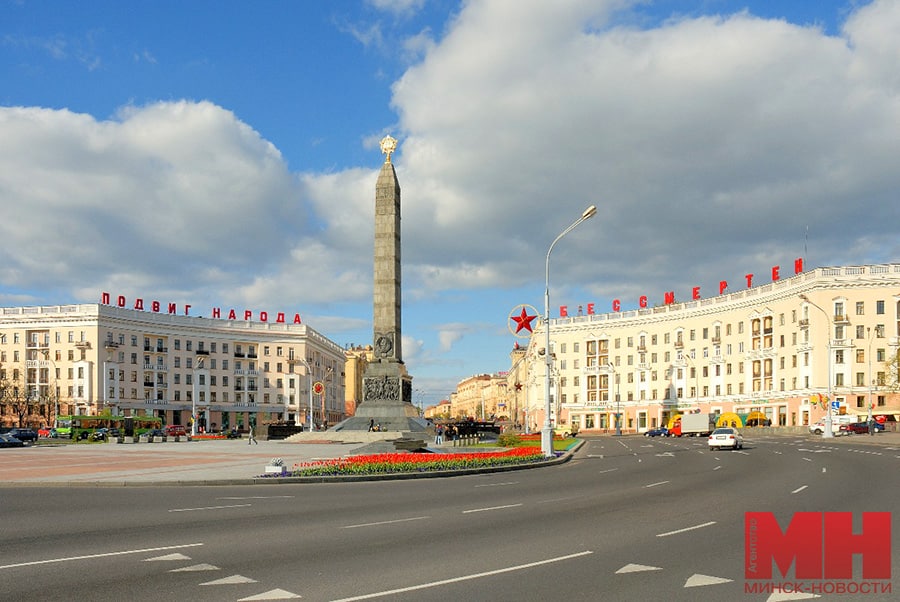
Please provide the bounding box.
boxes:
[1,433,898,601]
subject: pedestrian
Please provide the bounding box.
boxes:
[368,418,375,432]
[435,425,444,445]
[248,426,257,445]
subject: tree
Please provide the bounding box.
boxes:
[0,364,39,427]
[885,348,900,394]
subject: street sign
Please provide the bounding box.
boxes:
[831,401,840,410]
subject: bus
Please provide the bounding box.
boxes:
[55,415,163,439]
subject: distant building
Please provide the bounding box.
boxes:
[0,303,346,431]
[515,263,900,433]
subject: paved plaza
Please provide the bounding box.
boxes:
[1,430,897,486]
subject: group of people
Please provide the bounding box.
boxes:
[433,424,460,445]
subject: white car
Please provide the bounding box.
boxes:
[808,421,847,435]
[708,427,744,450]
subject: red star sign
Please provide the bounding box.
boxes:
[515,382,523,391]
[511,307,537,334]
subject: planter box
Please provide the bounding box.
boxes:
[264,465,288,475]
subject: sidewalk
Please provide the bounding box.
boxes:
[0,438,367,487]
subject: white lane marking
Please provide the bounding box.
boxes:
[792,485,808,494]
[684,573,733,587]
[645,481,670,488]
[329,551,594,601]
[538,496,579,504]
[657,521,717,538]
[713,466,722,471]
[597,468,618,474]
[586,454,605,458]
[822,467,827,473]
[616,563,662,573]
[802,458,812,462]
[343,516,430,529]
[218,496,295,500]
[145,553,192,561]
[655,452,674,457]
[201,575,258,585]
[462,503,523,514]
[0,543,204,570]
[475,481,518,488]
[169,504,251,512]
[239,588,302,600]
[170,563,219,572]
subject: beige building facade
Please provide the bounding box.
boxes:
[514,263,900,434]
[0,303,346,432]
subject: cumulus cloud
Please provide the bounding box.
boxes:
[385,0,900,302]
[0,101,312,309]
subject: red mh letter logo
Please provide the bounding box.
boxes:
[745,512,892,580]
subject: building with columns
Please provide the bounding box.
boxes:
[0,303,346,431]
[515,263,900,434]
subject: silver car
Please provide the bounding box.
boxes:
[708,427,744,450]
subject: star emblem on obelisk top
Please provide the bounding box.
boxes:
[380,135,398,163]
[510,305,538,334]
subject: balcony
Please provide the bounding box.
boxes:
[711,336,721,345]
[799,319,809,328]
[833,314,848,323]
[196,349,210,356]
[674,340,684,349]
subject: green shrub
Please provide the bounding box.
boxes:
[497,433,522,447]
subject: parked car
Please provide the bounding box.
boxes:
[841,421,885,435]
[644,427,669,437]
[164,424,187,437]
[144,429,166,440]
[708,427,744,450]
[89,428,115,441]
[0,433,26,448]
[808,421,848,435]
[1,427,38,443]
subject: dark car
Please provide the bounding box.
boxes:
[2,427,38,443]
[644,427,669,437]
[841,421,885,435]
[0,433,26,448]
[144,429,166,440]
[90,428,118,441]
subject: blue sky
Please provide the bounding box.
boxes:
[2,0,898,409]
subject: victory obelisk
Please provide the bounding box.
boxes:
[333,135,427,434]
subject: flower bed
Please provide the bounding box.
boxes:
[284,447,545,477]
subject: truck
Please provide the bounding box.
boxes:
[671,413,716,437]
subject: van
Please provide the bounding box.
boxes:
[808,415,854,435]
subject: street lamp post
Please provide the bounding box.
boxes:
[607,362,621,436]
[543,204,597,457]
[799,294,834,438]
[296,358,314,432]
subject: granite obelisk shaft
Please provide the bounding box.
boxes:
[372,160,402,363]
[332,136,425,433]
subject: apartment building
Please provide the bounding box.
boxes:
[514,264,900,433]
[0,303,346,431]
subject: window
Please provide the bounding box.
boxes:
[856,301,864,315]
[876,300,885,314]
[174,339,181,350]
